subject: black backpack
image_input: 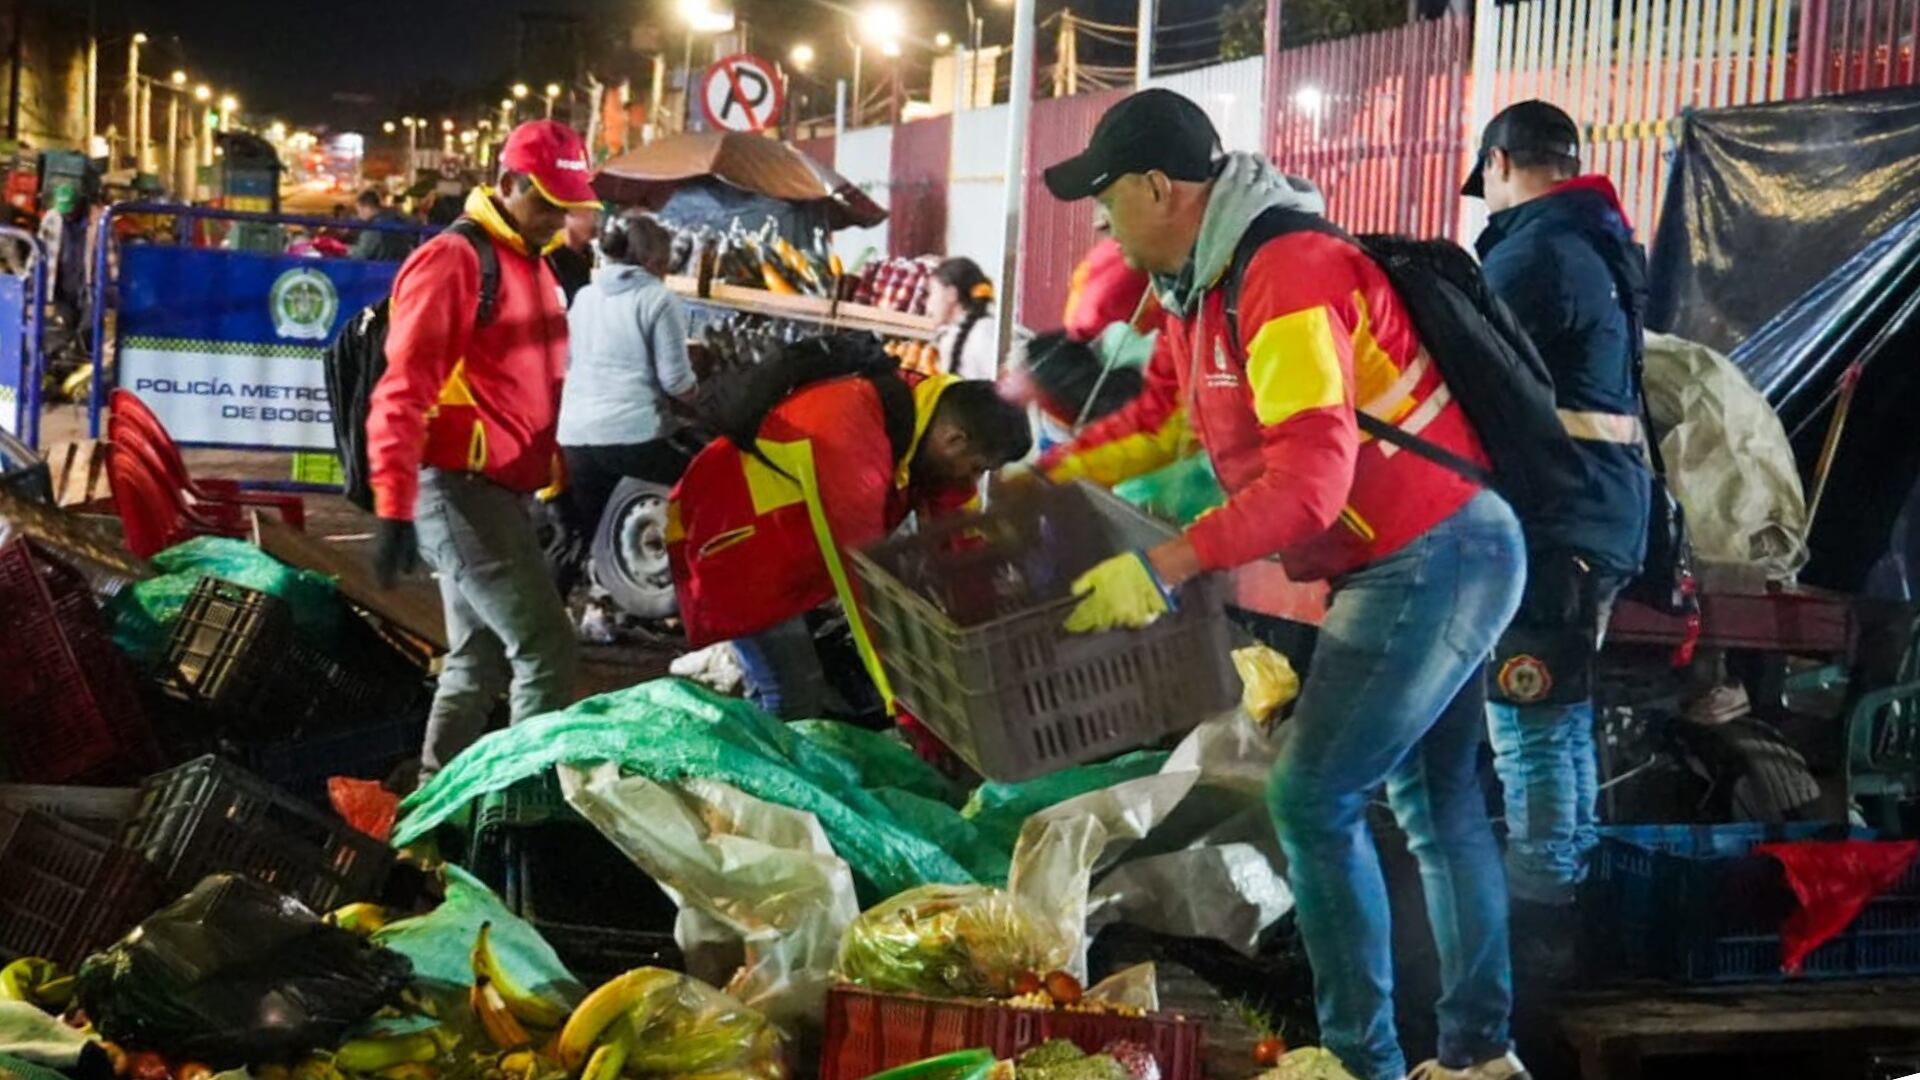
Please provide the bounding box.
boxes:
[699,331,916,472]
[1223,207,1596,554]
[323,218,499,511]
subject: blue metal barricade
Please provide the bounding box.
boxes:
[0,225,46,448]
[86,202,433,452]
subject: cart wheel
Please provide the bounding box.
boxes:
[1678,717,1823,822]
[590,477,678,619]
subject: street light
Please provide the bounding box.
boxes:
[511,82,529,100]
[170,70,187,87]
[383,120,396,134]
[127,32,147,167]
[935,31,952,48]
[543,82,561,119]
[218,94,237,133]
[881,39,902,57]
[441,118,455,133]
[790,43,815,68]
[194,84,210,103]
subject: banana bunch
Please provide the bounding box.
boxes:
[0,957,74,1011]
[556,969,785,1080]
[469,923,569,1052]
[327,904,393,937]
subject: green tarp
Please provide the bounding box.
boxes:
[105,537,341,666]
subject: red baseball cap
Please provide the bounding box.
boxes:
[501,120,600,209]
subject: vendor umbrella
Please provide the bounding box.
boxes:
[592,131,887,231]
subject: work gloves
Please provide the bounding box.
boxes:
[1063,550,1175,634]
[373,518,421,589]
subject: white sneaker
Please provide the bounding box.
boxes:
[1405,1052,1531,1080]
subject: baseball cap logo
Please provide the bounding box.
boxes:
[557,157,587,171]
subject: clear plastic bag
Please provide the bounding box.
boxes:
[573,969,785,1080]
[835,884,1071,998]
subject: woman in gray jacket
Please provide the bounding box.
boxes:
[556,210,698,547]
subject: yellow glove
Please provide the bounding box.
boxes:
[1064,551,1174,634]
[1232,644,1300,726]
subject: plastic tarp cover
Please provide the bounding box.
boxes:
[1643,333,1808,581]
[1648,84,1920,355]
[391,680,983,899]
[105,536,342,666]
[370,864,583,1002]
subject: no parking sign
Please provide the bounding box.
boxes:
[699,53,784,133]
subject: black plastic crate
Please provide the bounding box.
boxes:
[240,713,426,811]
[1581,823,1920,983]
[0,806,172,967]
[119,755,394,913]
[0,784,142,837]
[0,538,160,783]
[157,578,429,742]
[533,919,682,989]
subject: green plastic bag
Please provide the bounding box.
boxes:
[371,864,582,1003]
[393,680,986,900]
[962,750,1170,856]
[106,536,342,666]
[1113,452,1225,528]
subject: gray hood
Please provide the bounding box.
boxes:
[1154,153,1327,316]
[592,262,655,295]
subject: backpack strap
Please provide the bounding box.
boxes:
[1220,208,1494,487]
[444,217,501,327]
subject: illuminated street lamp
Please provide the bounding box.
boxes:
[543,82,561,119]
[935,31,952,48]
[511,82,529,100]
[193,84,210,103]
[170,69,187,87]
[383,120,396,134]
[218,94,237,132]
[790,43,816,69]
[849,4,905,124]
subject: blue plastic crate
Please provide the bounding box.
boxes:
[1581,823,1920,984]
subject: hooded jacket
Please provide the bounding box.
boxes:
[365,188,569,520]
[557,263,696,447]
[1477,176,1651,574]
[1040,153,1489,581]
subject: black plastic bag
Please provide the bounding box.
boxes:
[75,874,413,1066]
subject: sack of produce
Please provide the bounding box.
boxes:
[836,885,1071,999]
[554,968,784,1080]
[75,875,412,1066]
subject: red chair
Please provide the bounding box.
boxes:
[106,437,244,558]
[107,388,308,531]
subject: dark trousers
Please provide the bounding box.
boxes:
[556,440,692,596]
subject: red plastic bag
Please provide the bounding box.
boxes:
[1755,839,1919,973]
[329,777,399,842]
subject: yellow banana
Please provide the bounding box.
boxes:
[554,968,680,1070]
[470,923,568,1030]
[0,958,71,1008]
[334,1032,443,1074]
[579,1031,629,1080]
[327,903,392,937]
[472,979,532,1050]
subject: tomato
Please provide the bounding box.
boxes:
[1253,1036,1287,1067]
[128,1050,170,1080]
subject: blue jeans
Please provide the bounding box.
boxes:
[1487,573,1627,905]
[1266,491,1526,1080]
[731,614,829,720]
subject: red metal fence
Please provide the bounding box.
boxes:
[1268,15,1473,239]
[888,116,953,259]
[1018,86,1129,328]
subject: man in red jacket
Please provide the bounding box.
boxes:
[365,120,601,780]
[668,335,1030,719]
[1038,90,1529,1080]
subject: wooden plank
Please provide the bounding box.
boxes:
[251,510,448,652]
[47,439,109,508]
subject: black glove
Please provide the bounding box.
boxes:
[373,517,421,588]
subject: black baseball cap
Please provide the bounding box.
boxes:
[1461,100,1582,198]
[1043,89,1221,201]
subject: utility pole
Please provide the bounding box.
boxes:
[137,79,151,171]
[85,0,97,152]
[998,0,1037,358]
[1136,0,1155,85]
[166,91,178,189]
[125,32,143,166]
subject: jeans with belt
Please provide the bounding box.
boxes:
[1266,490,1527,1080]
[413,469,578,778]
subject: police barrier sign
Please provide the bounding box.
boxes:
[116,245,400,449]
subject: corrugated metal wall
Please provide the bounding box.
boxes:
[832,125,893,264]
[1269,15,1473,239]
[1799,0,1920,95]
[888,116,953,258]
[792,135,836,170]
[1150,57,1269,154]
[948,105,1013,299]
[1019,87,1129,329]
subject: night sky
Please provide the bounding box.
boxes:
[85,0,1232,130]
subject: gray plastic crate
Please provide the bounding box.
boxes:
[852,481,1238,781]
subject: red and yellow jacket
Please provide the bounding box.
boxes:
[667,371,973,651]
[1040,229,1487,582]
[365,188,569,520]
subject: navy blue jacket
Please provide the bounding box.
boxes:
[1477,177,1651,575]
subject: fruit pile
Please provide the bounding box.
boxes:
[1001,971,1142,1018]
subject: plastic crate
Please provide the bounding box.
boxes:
[119,755,395,913]
[820,986,1204,1080]
[0,784,142,837]
[0,538,159,783]
[1581,823,1920,984]
[240,712,426,810]
[0,806,171,967]
[534,920,683,990]
[851,482,1239,781]
[157,577,428,740]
